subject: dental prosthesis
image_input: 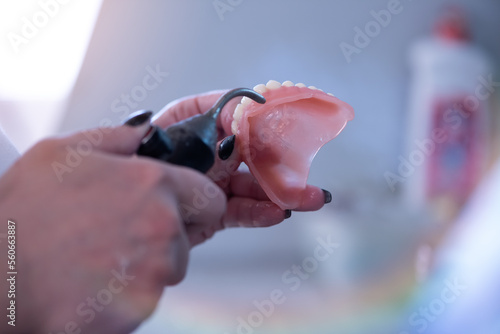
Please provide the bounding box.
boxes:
[230,80,354,210]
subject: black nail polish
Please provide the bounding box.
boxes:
[322,189,332,204]
[284,209,292,219]
[124,110,153,127]
[218,135,235,160]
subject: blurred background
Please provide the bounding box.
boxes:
[1,0,499,333]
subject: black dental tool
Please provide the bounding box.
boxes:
[133,88,266,173]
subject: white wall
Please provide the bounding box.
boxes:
[59,0,500,186]
[56,0,500,265]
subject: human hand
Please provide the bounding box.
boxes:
[0,120,225,333]
[153,90,330,245]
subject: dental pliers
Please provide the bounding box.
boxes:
[125,88,265,173]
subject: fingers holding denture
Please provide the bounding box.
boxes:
[153,81,350,215]
[209,135,241,190]
[186,197,290,247]
[218,135,236,161]
[230,80,353,210]
[222,197,291,228]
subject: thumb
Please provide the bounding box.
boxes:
[68,111,152,156]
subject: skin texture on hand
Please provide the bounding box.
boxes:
[0,90,328,334]
[154,90,327,233]
[0,124,225,333]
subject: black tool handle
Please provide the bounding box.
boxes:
[136,88,265,173]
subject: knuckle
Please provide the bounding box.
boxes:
[160,210,183,241]
[31,138,62,155]
[126,160,167,189]
[133,201,188,285]
[153,205,188,285]
[22,138,66,168]
[146,200,184,241]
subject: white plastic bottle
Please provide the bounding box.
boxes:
[404,8,493,217]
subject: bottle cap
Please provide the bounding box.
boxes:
[434,6,470,41]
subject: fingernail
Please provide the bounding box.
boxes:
[124,110,153,127]
[322,189,332,204]
[218,135,235,160]
[284,209,292,219]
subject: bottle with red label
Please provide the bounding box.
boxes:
[405,7,493,217]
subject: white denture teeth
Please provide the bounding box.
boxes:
[240,96,252,106]
[231,120,238,135]
[233,97,252,132]
[233,80,334,135]
[233,103,244,122]
[253,84,267,94]
[266,80,282,90]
